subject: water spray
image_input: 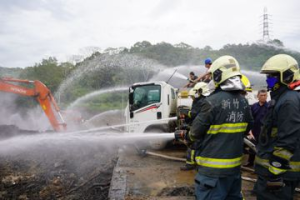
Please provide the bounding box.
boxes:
[55,54,166,103]
[67,87,128,110]
[67,117,177,134]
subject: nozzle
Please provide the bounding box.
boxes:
[174,130,186,141]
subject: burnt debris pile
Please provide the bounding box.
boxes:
[0,127,118,200]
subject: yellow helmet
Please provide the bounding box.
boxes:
[208,55,242,86]
[261,54,299,85]
[241,75,252,92]
[189,82,210,97]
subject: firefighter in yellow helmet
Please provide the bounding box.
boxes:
[254,54,300,200]
[176,55,253,199]
[240,74,260,105]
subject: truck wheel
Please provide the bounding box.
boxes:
[145,128,168,150]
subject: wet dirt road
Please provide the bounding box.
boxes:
[109,146,264,200]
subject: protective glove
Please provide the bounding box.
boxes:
[174,130,187,141]
[178,108,190,118]
[174,130,192,147]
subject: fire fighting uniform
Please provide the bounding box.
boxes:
[189,88,253,199]
[254,86,300,200]
[185,96,207,166]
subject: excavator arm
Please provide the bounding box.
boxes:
[0,77,67,132]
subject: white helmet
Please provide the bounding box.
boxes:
[189,82,210,97]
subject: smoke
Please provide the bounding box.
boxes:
[255,41,300,54]
[0,93,52,131]
[84,109,125,128]
[0,131,173,155]
[0,131,173,175]
[0,93,18,125]
[0,131,119,192]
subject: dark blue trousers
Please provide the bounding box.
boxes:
[254,175,300,200]
[195,173,243,200]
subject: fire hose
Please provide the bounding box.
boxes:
[174,130,257,153]
[143,150,300,193]
[138,132,299,193]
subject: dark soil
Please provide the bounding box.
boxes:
[157,186,194,196]
[0,125,118,200]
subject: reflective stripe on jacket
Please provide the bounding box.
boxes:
[255,86,300,179]
[195,156,242,169]
[190,89,253,177]
[207,123,248,134]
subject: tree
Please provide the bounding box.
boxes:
[203,45,213,51]
[130,41,152,52]
[268,39,284,47]
[19,57,74,93]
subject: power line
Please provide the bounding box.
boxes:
[263,13,300,39]
[272,18,300,23]
[261,7,271,41]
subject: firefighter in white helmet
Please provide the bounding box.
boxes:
[254,54,300,200]
[178,82,210,171]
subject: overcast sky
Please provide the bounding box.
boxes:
[1,0,299,68]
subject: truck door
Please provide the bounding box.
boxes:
[128,84,162,132]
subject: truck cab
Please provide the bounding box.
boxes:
[125,81,193,149]
[126,81,176,132]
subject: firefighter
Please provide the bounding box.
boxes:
[254,54,300,200]
[179,82,210,171]
[176,55,253,199]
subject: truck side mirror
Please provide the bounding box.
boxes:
[129,92,134,105]
[130,111,134,118]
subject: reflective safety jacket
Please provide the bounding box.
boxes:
[186,96,206,125]
[186,96,207,165]
[189,89,253,177]
[255,86,300,180]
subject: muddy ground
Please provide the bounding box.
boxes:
[1,125,299,200]
[0,125,118,200]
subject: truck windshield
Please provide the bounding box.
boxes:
[130,85,161,111]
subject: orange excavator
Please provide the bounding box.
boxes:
[0,77,67,132]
